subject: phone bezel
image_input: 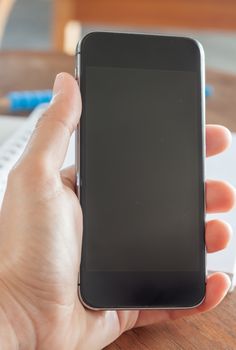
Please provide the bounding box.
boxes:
[76,31,206,310]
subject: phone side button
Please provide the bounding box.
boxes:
[75,52,80,80]
[77,174,81,188]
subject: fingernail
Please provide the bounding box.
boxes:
[223,273,232,294]
[53,73,65,95]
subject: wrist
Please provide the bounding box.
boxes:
[0,278,36,350]
[0,275,83,350]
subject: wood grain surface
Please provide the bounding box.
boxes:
[74,0,236,30]
[0,52,235,349]
[53,0,236,50]
[106,291,236,349]
[206,70,236,132]
[0,51,74,97]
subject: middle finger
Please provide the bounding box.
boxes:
[206,180,236,213]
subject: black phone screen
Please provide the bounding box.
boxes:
[85,66,200,271]
[79,32,205,308]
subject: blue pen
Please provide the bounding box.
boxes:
[205,85,214,98]
[0,90,53,113]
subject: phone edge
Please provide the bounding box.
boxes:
[75,32,207,311]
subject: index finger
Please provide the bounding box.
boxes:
[206,124,232,157]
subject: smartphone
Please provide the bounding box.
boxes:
[76,32,206,309]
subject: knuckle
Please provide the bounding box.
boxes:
[8,157,52,187]
[34,111,50,130]
[8,161,62,201]
[35,109,74,137]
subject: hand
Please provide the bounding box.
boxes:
[0,73,235,350]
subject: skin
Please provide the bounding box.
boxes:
[0,72,235,349]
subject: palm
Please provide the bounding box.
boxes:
[0,73,234,350]
[59,146,234,348]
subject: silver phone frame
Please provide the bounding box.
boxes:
[75,31,206,311]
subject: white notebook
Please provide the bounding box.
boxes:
[0,105,235,290]
[0,105,75,204]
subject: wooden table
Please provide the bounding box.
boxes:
[0,51,74,101]
[0,52,235,349]
[52,0,236,51]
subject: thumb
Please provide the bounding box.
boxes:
[60,165,76,191]
[21,72,81,170]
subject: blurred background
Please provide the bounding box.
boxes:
[1,0,236,72]
[0,2,236,347]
